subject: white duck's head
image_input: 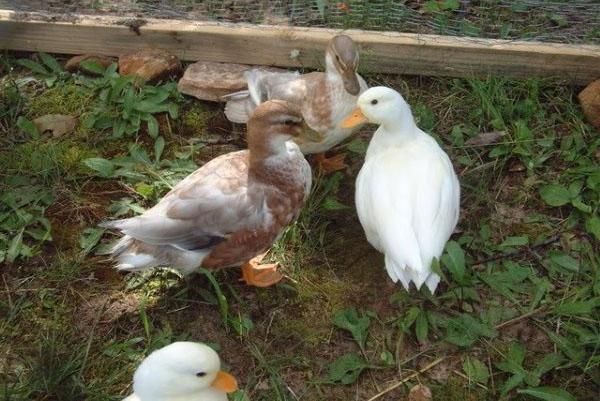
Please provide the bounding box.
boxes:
[342,86,413,129]
[325,35,361,95]
[131,342,238,400]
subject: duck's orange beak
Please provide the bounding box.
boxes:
[342,107,367,128]
[211,370,238,393]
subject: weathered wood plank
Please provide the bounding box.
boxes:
[1,10,599,84]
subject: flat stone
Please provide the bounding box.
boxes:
[64,53,116,74]
[578,79,600,128]
[33,114,78,137]
[119,49,181,82]
[177,61,285,102]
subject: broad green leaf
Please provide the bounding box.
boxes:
[39,52,63,74]
[129,144,152,165]
[585,215,600,240]
[545,331,585,363]
[83,158,115,178]
[79,227,105,255]
[332,308,370,349]
[322,196,349,211]
[80,60,106,75]
[539,184,571,207]
[135,183,155,199]
[445,314,498,347]
[154,136,165,163]
[398,306,420,332]
[532,353,564,377]
[501,372,525,395]
[554,298,599,316]
[548,252,579,272]
[380,350,394,366]
[441,241,465,282]
[496,343,526,375]
[462,356,489,384]
[6,228,24,263]
[228,315,254,336]
[146,114,159,138]
[499,236,529,248]
[16,116,40,139]
[327,353,368,384]
[571,197,591,213]
[16,58,49,75]
[415,311,429,343]
[134,100,169,114]
[517,387,576,401]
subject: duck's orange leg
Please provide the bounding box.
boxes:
[241,253,283,287]
[314,152,348,173]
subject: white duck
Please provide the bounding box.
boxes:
[123,342,238,401]
[224,35,368,171]
[343,87,460,293]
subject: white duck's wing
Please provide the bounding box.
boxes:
[356,137,459,292]
[223,69,301,123]
[103,151,262,251]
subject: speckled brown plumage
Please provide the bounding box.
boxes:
[224,35,368,155]
[102,100,311,276]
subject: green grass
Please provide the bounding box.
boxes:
[1,53,598,401]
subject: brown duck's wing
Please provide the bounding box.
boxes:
[201,187,304,268]
[106,151,267,251]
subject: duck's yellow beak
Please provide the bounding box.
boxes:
[211,370,238,393]
[342,107,367,128]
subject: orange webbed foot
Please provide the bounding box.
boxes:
[241,253,283,287]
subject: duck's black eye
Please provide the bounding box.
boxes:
[196,372,207,377]
[371,99,378,105]
[283,119,295,126]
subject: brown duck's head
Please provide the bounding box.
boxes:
[246,100,305,158]
[326,34,360,95]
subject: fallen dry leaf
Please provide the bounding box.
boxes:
[408,384,432,401]
[33,114,78,137]
[465,131,506,147]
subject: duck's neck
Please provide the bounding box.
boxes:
[366,105,420,159]
[324,53,342,83]
[248,132,292,187]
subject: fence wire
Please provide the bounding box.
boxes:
[2,1,599,44]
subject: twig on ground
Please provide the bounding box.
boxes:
[494,306,547,330]
[365,357,446,401]
[453,369,488,390]
[473,234,561,266]
[2,274,13,310]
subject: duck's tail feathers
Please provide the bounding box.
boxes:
[106,235,160,272]
[98,218,128,230]
[384,253,440,293]
[223,90,255,124]
[223,69,300,123]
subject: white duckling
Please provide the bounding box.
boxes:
[224,34,368,172]
[123,342,238,401]
[102,100,312,287]
[343,87,460,293]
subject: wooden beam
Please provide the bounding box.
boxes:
[1,10,599,84]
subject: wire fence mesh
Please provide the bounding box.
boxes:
[2,1,599,44]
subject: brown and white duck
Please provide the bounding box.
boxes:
[102,100,312,287]
[224,35,368,172]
